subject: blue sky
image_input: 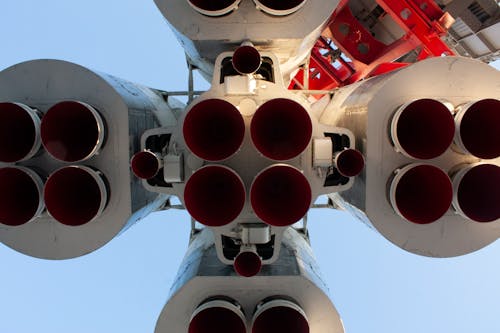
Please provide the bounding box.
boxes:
[1,1,500,333]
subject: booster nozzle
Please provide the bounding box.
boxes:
[454,98,500,159]
[0,102,41,163]
[44,166,108,226]
[390,99,455,160]
[389,164,453,224]
[41,101,105,163]
[187,0,241,17]
[189,299,246,333]
[0,166,44,226]
[452,163,500,223]
[252,299,309,333]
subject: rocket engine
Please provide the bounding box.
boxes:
[322,56,500,257]
[0,59,180,259]
[135,47,364,272]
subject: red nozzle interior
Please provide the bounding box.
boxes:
[252,305,309,333]
[457,164,500,222]
[41,101,103,162]
[251,99,312,160]
[234,251,262,277]
[255,0,306,11]
[188,0,240,12]
[131,151,160,179]
[0,168,42,226]
[0,102,39,163]
[184,166,245,227]
[251,165,311,226]
[183,99,245,161]
[44,167,107,226]
[189,306,246,333]
[394,99,455,159]
[394,165,452,224]
[233,45,261,74]
[336,149,365,177]
[458,99,500,159]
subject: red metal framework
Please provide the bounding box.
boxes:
[289,0,455,91]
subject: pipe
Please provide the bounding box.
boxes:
[251,165,311,227]
[452,163,500,223]
[335,148,365,177]
[41,101,105,162]
[0,167,44,226]
[232,44,262,75]
[251,98,312,161]
[234,247,262,277]
[252,299,309,333]
[0,102,41,163]
[184,165,245,227]
[253,0,307,16]
[454,98,500,159]
[389,164,453,224]
[131,150,161,180]
[187,0,241,17]
[183,98,245,161]
[44,166,108,226]
[390,99,455,160]
[189,299,246,333]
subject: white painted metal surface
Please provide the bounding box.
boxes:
[0,59,180,259]
[153,0,339,82]
[155,227,345,333]
[322,56,500,257]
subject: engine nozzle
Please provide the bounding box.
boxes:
[253,0,307,16]
[252,299,309,333]
[335,149,365,177]
[454,99,500,159]
[183,99,245,161]
[251,165,311,227]
[0,102,41,163]
[189,300,246,333]
[0,167,44,226]
[389,164,453,224]
[390,99,455,160]
[184,165,245,227]
[251,98,312,161]
[131,150,161,180]
[44,166,108,226]
[41,101,105,162]
[452,164,500,223]
[187,0,241,16]
[234,249,262,277]
[232,44,262,75]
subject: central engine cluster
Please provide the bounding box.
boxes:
[135,46,364,275]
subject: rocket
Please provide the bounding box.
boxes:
[0,0,499,332]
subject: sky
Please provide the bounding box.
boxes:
[1,1,500,333]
